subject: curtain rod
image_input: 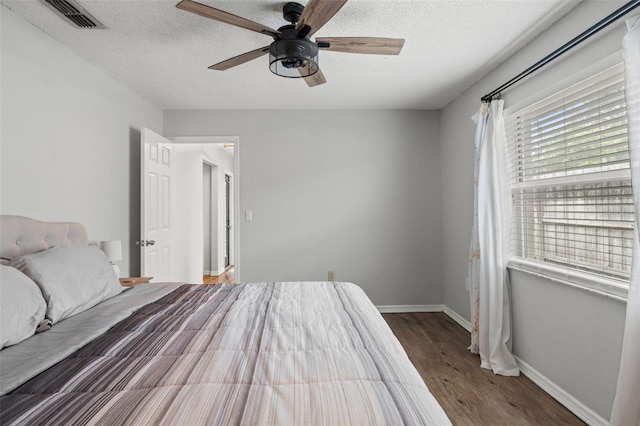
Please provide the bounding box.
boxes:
[480,0,640,103]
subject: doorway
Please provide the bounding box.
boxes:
[165,135,240,282]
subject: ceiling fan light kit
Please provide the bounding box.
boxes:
[176,0,404,87]
[269,25,319,78]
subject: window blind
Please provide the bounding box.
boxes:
[505,63,632,291]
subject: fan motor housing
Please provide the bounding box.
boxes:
[282,2,304,24]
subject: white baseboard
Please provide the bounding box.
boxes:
[376,304,472,331]
[514,356,608,426]
[376,304,445,313]
[443,306,472,332]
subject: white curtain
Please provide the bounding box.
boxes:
[468,99,519,376]
[610,15,640,426]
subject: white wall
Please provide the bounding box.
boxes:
[0,6,163,276]
[440,1,629,421]
[170,143,234,282]
[164,110,442,306]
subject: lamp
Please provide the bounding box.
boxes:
[100,240,122,278]
[269,25,319,78]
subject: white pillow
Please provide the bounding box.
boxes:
[0,265,47,349]
[10,246,123,323]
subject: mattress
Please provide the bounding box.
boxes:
[0,281,450,425]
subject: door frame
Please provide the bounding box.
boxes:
[169,135,241,282]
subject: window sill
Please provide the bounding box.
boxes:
[507,258,628,302]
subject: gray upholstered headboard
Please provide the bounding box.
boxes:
[0,215,88,260]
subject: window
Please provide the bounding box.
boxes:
[505,63,632,297]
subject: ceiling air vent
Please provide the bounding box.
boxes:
[40,0,105,29]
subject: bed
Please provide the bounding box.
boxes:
[0,215,450,425]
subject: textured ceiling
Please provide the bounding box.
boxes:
[2,0,580,110]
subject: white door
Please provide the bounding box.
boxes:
[141,128,173,281]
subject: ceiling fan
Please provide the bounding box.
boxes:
[175,0,405,87]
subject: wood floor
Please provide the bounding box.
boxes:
[383,312,585,426]
[202,266,235,284]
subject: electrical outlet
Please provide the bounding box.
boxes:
[328,271,335,281]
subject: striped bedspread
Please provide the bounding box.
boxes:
[0,282,450,425]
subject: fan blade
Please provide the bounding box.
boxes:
[296,0,348,36]
[209,46,270,71]
[303,68,327,87]
[316,37,405,55]
[176,0,279,37]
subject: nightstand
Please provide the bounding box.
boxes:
[120,276,153,287]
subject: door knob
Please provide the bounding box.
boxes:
[136,240,156,247]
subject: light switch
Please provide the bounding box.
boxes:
[245,210,253,221]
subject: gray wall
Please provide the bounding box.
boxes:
[0,6,163,276]
[164,110,443,306]
[440,0,629,420]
